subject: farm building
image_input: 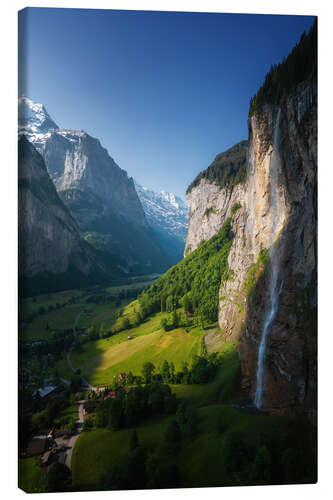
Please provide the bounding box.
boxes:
[83,400,100,414]
[34,384,67,402]
[26,438,48,456]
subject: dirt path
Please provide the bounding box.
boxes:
[61,400,85,469]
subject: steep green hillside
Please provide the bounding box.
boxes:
[138,217,234,325]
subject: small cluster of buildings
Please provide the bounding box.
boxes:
[24,428,72,472]
[83,400,100,415]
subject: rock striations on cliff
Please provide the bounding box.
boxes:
[18,97,172,274]
[185,141,248,256]
[185,81,317,419]
[18,136,124,296]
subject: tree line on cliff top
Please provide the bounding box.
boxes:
[249,19,317,117]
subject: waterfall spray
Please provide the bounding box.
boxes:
[254,109,283,409]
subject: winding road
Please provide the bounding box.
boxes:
[61,400,85,469]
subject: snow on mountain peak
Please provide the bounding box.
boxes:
[18,96,60,150]
[18,96,59,131]
[134,180,188,242]
[160,190,183,210]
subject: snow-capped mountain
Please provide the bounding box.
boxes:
[134,181,188,260]
[18,96,174,274]
[18,96,59,149]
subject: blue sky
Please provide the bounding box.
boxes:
[18,8,315,199]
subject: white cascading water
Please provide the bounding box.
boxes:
[254,109,283,409]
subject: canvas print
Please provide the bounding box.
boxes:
[18,8,317,492]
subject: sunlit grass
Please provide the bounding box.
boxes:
[58,311,206,385]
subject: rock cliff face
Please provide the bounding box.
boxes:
[185,180,246,256]
[185,82,317,419]
[18,97,172,274]
[185,141,248,256]
[41,129,147,229]
[18,136,120,296]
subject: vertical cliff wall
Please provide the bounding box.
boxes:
[18,96,173,274]
[185,81,317,418]
[18,136,121,296]
[237,82,317,418]
[185,141,248,255]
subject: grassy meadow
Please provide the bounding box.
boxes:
[58,319,206,385]
[18,457,45,493]
[19,270,317,491]
[18,276,157,342]
[71,391,293,489]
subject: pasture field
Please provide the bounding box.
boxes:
[171,341,241,406]
[71,397,291,489]
[105,275,159,295]
[70,340,244,488]
[18,457,45,493]
[19,288,85,319]
[19,303,88,341]
[18,276,155,342]
[56,310,206,385]
[71,415,173,487]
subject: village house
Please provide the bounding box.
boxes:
[34,384,67,403]
[26,437,48,457]
[104,391,116,400]
[83,400,100,415]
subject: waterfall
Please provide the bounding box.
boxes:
[254,109,283,409]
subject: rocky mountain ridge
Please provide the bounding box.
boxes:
[134,181,188,260]
[18,136,123,296]
[18,97,172,274]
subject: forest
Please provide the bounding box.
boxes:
[137,215,236,327]
[249,19,317,116]
[186,141,248,194]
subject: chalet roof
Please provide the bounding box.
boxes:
[35,385,57,398]
[83,400,100,413]
[26,438,47,456]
